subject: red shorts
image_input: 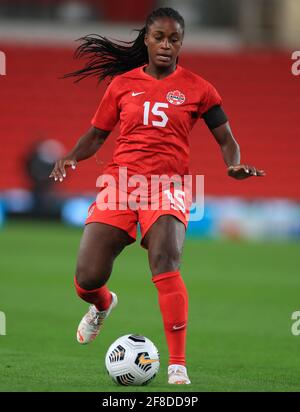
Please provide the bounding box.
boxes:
[85,182,191,245]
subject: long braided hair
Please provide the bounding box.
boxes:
[64,7,185,83]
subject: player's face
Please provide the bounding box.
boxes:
[144,18,183,68]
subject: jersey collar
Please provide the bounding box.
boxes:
[139,64,182,81]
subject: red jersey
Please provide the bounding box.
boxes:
[91,64,222,178]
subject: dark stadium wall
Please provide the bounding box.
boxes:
[0,44,299,199]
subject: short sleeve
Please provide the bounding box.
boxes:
[198,81,222,117]
[91,79,120,131]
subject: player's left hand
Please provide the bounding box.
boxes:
[227,164,266,180]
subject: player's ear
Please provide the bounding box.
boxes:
[180,31,184,46]
[144,33,148,47]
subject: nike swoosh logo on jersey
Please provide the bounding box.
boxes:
[132,91,145,96]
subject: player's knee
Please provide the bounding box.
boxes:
[150,248,181,275]
[75,265,107,290]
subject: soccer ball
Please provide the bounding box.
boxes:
[105,334,160,386]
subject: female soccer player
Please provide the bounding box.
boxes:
[50,7,265,384]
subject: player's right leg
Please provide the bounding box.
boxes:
[75,222,134,344]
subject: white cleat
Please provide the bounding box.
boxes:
[168,364,191,384]
[76,292,118,344]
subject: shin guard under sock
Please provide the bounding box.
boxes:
[152,270,188,366]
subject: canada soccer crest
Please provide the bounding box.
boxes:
[166,90,185,105]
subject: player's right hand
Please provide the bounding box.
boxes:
[49,157,77,182]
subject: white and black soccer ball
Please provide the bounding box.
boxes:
[105,334,160,386]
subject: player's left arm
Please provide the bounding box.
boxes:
[204,106,266,179]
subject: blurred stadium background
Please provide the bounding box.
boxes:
[0,0,300,238]
[1,0,300,392]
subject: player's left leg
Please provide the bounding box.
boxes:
[142,215,191,384]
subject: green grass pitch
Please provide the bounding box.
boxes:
[0,221,300,392]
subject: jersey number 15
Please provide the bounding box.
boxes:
[143,102,169,128]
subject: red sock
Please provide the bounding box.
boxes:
[74,277,112,311]
[152,270,188,366]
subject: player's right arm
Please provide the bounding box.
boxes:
[50,77,120,182]
[49,126,110,182]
